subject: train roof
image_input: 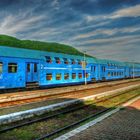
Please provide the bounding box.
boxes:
[96,58,126,66]
[125,62,140,68]
[0,45,139,67]
[0,46,97,63]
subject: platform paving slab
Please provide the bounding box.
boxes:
[55,96,140,140]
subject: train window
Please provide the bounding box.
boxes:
[72,73,76,79]
[86,73,89,78]
[55,57,60,64]
[27,64,30,72]
[77,59,82,65]
[45,56,52,63]
[91,66,96,72]
[64,73,69,80]
[63,58,69,64]
[56,73,61,80]
[91,66,93,72]
[8,63,17,73]
[78,73,82,79]
[102,66,105,72]
[94,66,96,72]
[108,72,111,77]
[0,62,3,73]
[111,72,113,76]
[103,67,106,72]
[71,59,76,64]
[34,64,37,72]
[46,73,52,81]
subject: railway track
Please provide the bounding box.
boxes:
[36,94,140,140]
[1,78,139,95]
[0,89,139,140]
[0,79,140,108]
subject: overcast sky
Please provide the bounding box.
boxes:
[0,0,140,62]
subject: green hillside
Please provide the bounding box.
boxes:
[0,34,93,57]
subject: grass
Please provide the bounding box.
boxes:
[96,88,140,108]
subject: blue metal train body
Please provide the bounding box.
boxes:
[0,46,140,90]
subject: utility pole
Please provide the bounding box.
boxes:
[84,51,87,85]
[133,61,135,79]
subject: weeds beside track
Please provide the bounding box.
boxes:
[0,87,140,140]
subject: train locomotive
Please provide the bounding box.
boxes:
[0,45,140,90]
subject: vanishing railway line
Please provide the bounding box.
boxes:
[0,88,139,140]
[0,79,140,108]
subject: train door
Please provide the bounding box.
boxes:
[101,65,106,80]
[125,67,129,78]
[26,63,39,82]
[90,65,97,81]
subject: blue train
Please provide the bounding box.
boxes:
[0,46,140,90]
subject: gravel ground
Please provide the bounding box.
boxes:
[69,100,140,140]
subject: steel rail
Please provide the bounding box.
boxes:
[0,79,139,108]
[36,94,139,140]
[1,78,138,94]
[0,90,136,134]
[36,108,111,140]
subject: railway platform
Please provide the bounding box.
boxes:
[56,97,140,140]
[0,83,139,125]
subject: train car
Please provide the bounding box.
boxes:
[39,51,94,87]
[94,59,126,81]
[0,45,140,90]
[0,46,95,89]
[126,62,140,78]
[0,46,42,89]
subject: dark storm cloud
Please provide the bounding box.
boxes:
[0,0,140,62]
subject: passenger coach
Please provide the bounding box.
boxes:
[0,46,140,90]
[0,46,93,89]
